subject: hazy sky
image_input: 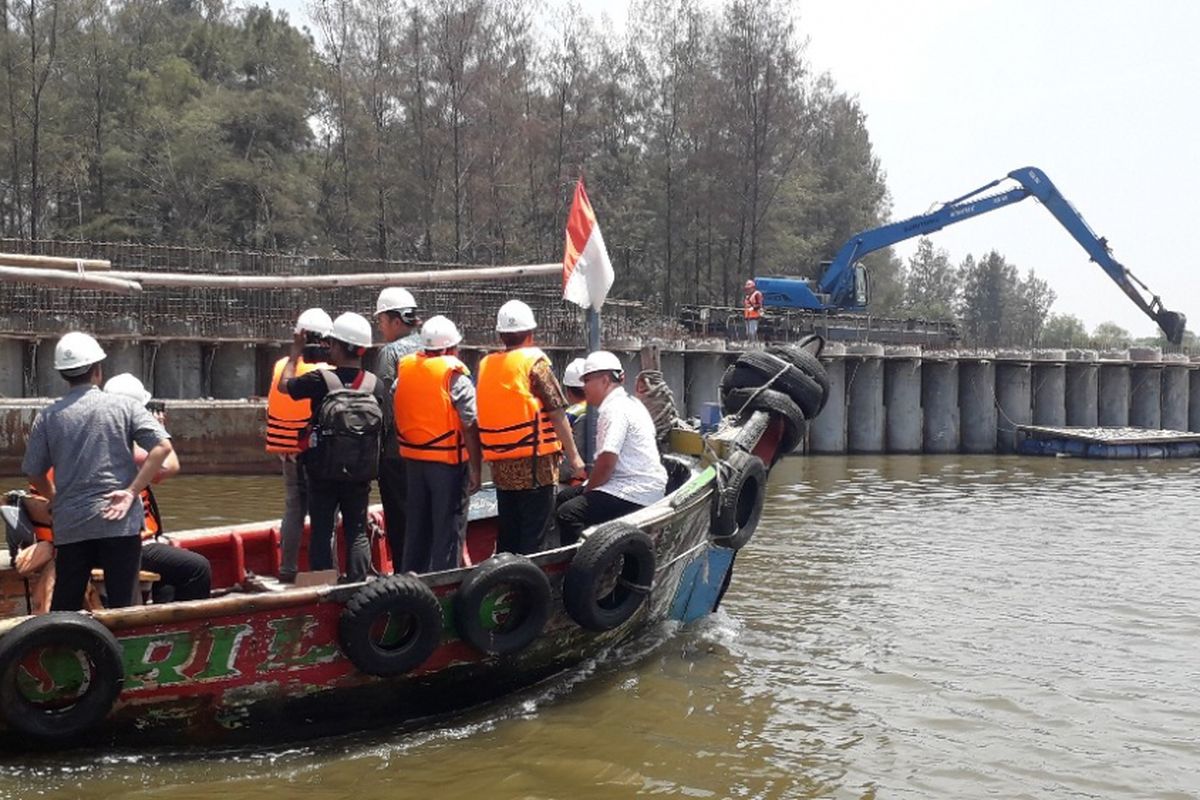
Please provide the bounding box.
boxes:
[271,0,1198,337]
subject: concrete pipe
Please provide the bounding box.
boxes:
[154,341,204,399]
[921,358,959,453]
[1160,356,1190,432]
[846,343,885,453]
[884,348,922,454]
[1065,350,1099,428]
[1098,352,1130,427]
[1031,351,1067,428]
[809,343,847,454]
[1128,347,1162,430]
[959,358,997,454]
[995,354,1032,454]
[211,343,258,400]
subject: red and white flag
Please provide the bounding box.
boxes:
[562,179,614,311]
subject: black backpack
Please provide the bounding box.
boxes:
[308,370,382,482]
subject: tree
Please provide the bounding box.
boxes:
[1091,321,1131,349]
[903,237,956,319]
[1039,313,1088,347]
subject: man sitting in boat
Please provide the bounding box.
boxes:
[21,332,174,611]
[555,351,668,546]
[104,374,211,603]
[477,300,585,555]
[393,315,482,573]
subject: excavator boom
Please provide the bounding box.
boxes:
[807,167,1185,344]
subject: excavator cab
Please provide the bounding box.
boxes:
[852,264,870,308]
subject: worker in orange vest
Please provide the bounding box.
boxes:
[393,315,482,572]
[477,300,585,555]
[743,279,763,343]
[265,308,332,583]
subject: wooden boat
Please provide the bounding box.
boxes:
[0,344,824,749]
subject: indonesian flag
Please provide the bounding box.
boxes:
[562,179,614,310]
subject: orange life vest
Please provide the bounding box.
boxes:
[140,487,162,540]
[265,356,328,453]
[744,289,763,320]
[394,353,470,465]
[476,347,561,462]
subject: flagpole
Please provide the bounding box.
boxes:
[583,306,601,465]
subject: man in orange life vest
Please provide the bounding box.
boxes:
[477,300,586,555]
[266,308,332,583]
[393,315,482,572]
[744,279,764,343]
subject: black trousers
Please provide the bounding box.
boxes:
[378,456,407,572]
[142,541,212,603]
[495,485,556,555]
[401,460,468,574]
[307,477,372,582]
[51,536,142,611]
[555,486,644,546]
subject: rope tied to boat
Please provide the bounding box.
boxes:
[728,356,794,416]
[635,369,683,444]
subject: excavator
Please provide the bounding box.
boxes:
[746,166,1186,344]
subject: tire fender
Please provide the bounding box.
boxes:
[338,574,443,677]
[711,450,767,550]
[454,553,552,656]
[0,613,123,742]
[562,522,656,632]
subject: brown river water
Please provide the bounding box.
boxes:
[1,455,1198,799]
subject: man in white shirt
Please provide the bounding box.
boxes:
[555,351,667,545]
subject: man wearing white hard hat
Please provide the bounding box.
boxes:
[393,315,482,572]
[266,308,332,582]
[371,286,422,571]
[279,312,385,583]
[477,300,586,555]
[22,332,174,610]
[104,374,212,603]
[555,350,667,545]
[560,357,589,481]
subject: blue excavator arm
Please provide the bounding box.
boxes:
[811,166,1185,344]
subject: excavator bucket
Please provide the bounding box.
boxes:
[1155,309,1187,346]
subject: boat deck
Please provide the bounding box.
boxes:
[1017,425,1200,458]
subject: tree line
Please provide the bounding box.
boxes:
[900,237,1186,349]
[0,0,896,312]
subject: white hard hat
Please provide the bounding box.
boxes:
[582,350,624,377]
[295,307,333,336]
[330,312,374,349]
[563,357,587,388]
[421,315,463,350]
[54,331,106,372]
[375,287,417,317]
[104,373,152,405]
[496,299,537,333]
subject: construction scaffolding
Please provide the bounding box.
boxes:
[0,240,682,346]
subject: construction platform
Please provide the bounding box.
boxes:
[1017,425,1200,459]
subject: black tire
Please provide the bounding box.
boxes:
[0,613,123,742]
[768,344,831,398]
[722,351,826,419]
[454,554,552,656]
[562,522,656,632]
[338,574,443,677]
[720,387,806,454]
[711,450,767,550]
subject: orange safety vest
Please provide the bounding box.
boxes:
[394,353,470,465]
[265,356,328,453]
[744,289,763,320]
[476,347,561,462]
